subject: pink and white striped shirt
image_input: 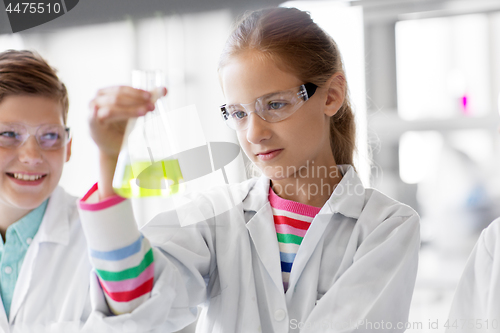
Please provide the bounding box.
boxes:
[268,187,321,291]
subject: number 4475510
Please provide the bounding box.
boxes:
[5,2,62,14]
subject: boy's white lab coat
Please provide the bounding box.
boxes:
[0,186,92,332]
[447,218,500,333]
[81,165,421,332]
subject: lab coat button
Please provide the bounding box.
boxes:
[26,237,32,245]
[4,266,12,274]
[274,309,286,321]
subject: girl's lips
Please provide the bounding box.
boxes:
[6,173,47,186]
[256,149,283,161]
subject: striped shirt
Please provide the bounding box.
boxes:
[79,183,154,315]
[269,186,321,292]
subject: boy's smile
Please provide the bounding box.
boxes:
[0,95,71,223]
[6,172,47,185]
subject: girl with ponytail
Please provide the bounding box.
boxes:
[83,7,420,332]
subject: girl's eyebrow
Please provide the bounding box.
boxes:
[260,89,289,99]
[227,89,291,107]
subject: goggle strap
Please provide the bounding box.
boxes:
[220,105,230,121]
[302,82,318,101]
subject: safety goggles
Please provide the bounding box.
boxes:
[220,82,318,131]
[0,122,71,150]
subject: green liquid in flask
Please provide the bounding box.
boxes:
[113,159,184,198]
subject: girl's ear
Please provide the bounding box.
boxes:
[324,72,346,117]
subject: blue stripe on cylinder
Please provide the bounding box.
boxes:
[90,235,144,261]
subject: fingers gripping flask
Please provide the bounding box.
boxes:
[113,71,184,198]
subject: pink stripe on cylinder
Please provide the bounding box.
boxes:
[79,183,126,211]
[275,224,307,238]
[99,264,155,293]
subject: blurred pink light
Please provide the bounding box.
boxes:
[461,94,469,115]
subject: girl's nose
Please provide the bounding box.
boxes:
[245,112,272,144]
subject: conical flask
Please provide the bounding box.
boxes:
[112,70,184,198]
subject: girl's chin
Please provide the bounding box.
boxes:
[261,170,290,181]
[256,162,296,179]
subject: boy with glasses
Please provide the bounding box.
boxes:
[0,50,155,332]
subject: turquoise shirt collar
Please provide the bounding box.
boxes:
[0,199,49,319]
[2,199,48,248]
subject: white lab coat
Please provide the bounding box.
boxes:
[0,186,166,333]
[447,218,500,333]
[84,165,420,332]
[0,186,92,333]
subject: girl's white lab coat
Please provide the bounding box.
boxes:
[0,186,165,333]
[447,218,500,333]
[82,165,420,332]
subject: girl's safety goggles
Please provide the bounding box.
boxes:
[220,82,318,131]
[0,122,71,150]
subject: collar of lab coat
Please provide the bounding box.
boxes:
[241,164,365,218]
[323,164,366,219]
[9,186,72,323]
[35,186,71,246]
[240,164,366,294]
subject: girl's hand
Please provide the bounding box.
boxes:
[88,85,166,158]
[88,85,167,199]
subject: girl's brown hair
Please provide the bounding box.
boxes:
[219,7,356,166]
[0,50,69,124]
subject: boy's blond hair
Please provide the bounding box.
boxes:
[0,50,69,124]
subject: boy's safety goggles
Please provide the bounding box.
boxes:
[220,82,318,131]
[0,122,71,150]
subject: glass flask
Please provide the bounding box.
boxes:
[112,70,184,198]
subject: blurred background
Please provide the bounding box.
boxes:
[2,0,500,331]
